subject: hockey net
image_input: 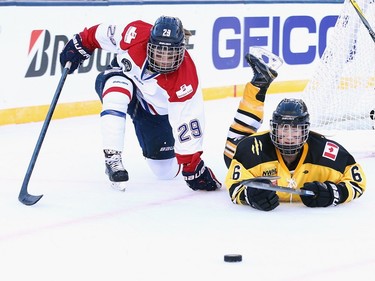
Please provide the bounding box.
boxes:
[302,0,375,131]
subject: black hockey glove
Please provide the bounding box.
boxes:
[60,34,92,74]
[244,179,279,211]
[300,181,343,207]
[182,160,221,191]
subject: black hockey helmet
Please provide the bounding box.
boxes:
[147,16,186,73]
[270,98,310,155]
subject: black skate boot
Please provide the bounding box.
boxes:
[245,53,278,88]
[104,149,129,191]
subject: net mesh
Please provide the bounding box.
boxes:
[302,0,375,130]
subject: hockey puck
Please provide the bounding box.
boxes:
[224,254,242,262]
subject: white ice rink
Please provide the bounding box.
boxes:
[1,95,374,281]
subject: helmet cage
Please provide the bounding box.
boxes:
[147,43,185,73]
[270,98,310,156]
[270,122,309,155]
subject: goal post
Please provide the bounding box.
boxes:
[302,0,375,130]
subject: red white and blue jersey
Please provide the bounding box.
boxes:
[79,21,205,165]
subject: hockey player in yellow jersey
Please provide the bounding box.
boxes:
[224,51,366,211]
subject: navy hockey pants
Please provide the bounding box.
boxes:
[95,70,175,160]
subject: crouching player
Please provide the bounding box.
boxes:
[59,16,221,192]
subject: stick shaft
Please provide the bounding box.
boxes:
[18,62,71,205]
[350,0,375,42]
[241,179,315,196]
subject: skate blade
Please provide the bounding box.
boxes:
[250,46,283,70]
[110,181,126,192]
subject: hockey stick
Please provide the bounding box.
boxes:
[18,61,72,206]
[241,177,315,196]
[349,0,375,42]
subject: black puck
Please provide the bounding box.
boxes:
[224,254,242,262]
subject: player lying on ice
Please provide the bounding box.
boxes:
[223,49,366,211]
[59,16,221,192]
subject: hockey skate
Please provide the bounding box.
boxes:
[104,149,129,191]
[246,47,283,88]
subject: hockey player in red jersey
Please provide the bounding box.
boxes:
[224,50,366,211]
[59,16,221,192]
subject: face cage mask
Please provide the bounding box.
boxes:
[147,43,185,74]
[270,122,310,156]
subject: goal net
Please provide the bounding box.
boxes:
[302,0,375,130]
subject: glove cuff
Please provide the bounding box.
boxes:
[181,152,202,173]
[325,181,342,206]
[73,34,92,59]
[182,160,205,179]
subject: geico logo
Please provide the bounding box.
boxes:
[212,15,338,70]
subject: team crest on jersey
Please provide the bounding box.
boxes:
[251,138,263,155]
[124,26,137,44]
[287,178,297,189]
[121,58,132,72]
[322,141,339,160]
[176,84,193,98]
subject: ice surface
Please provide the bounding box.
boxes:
[1,95,374,281]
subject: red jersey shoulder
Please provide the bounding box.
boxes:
[157,52,200,102]
[120,20,152,50]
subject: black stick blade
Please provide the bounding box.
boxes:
[18,193,43,206]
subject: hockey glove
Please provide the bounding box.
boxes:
[300,181,342,207]
[60,34,92,74]
[244,180,279,211]
[182,160,221,191]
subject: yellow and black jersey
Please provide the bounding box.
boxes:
[225,131,366,204]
